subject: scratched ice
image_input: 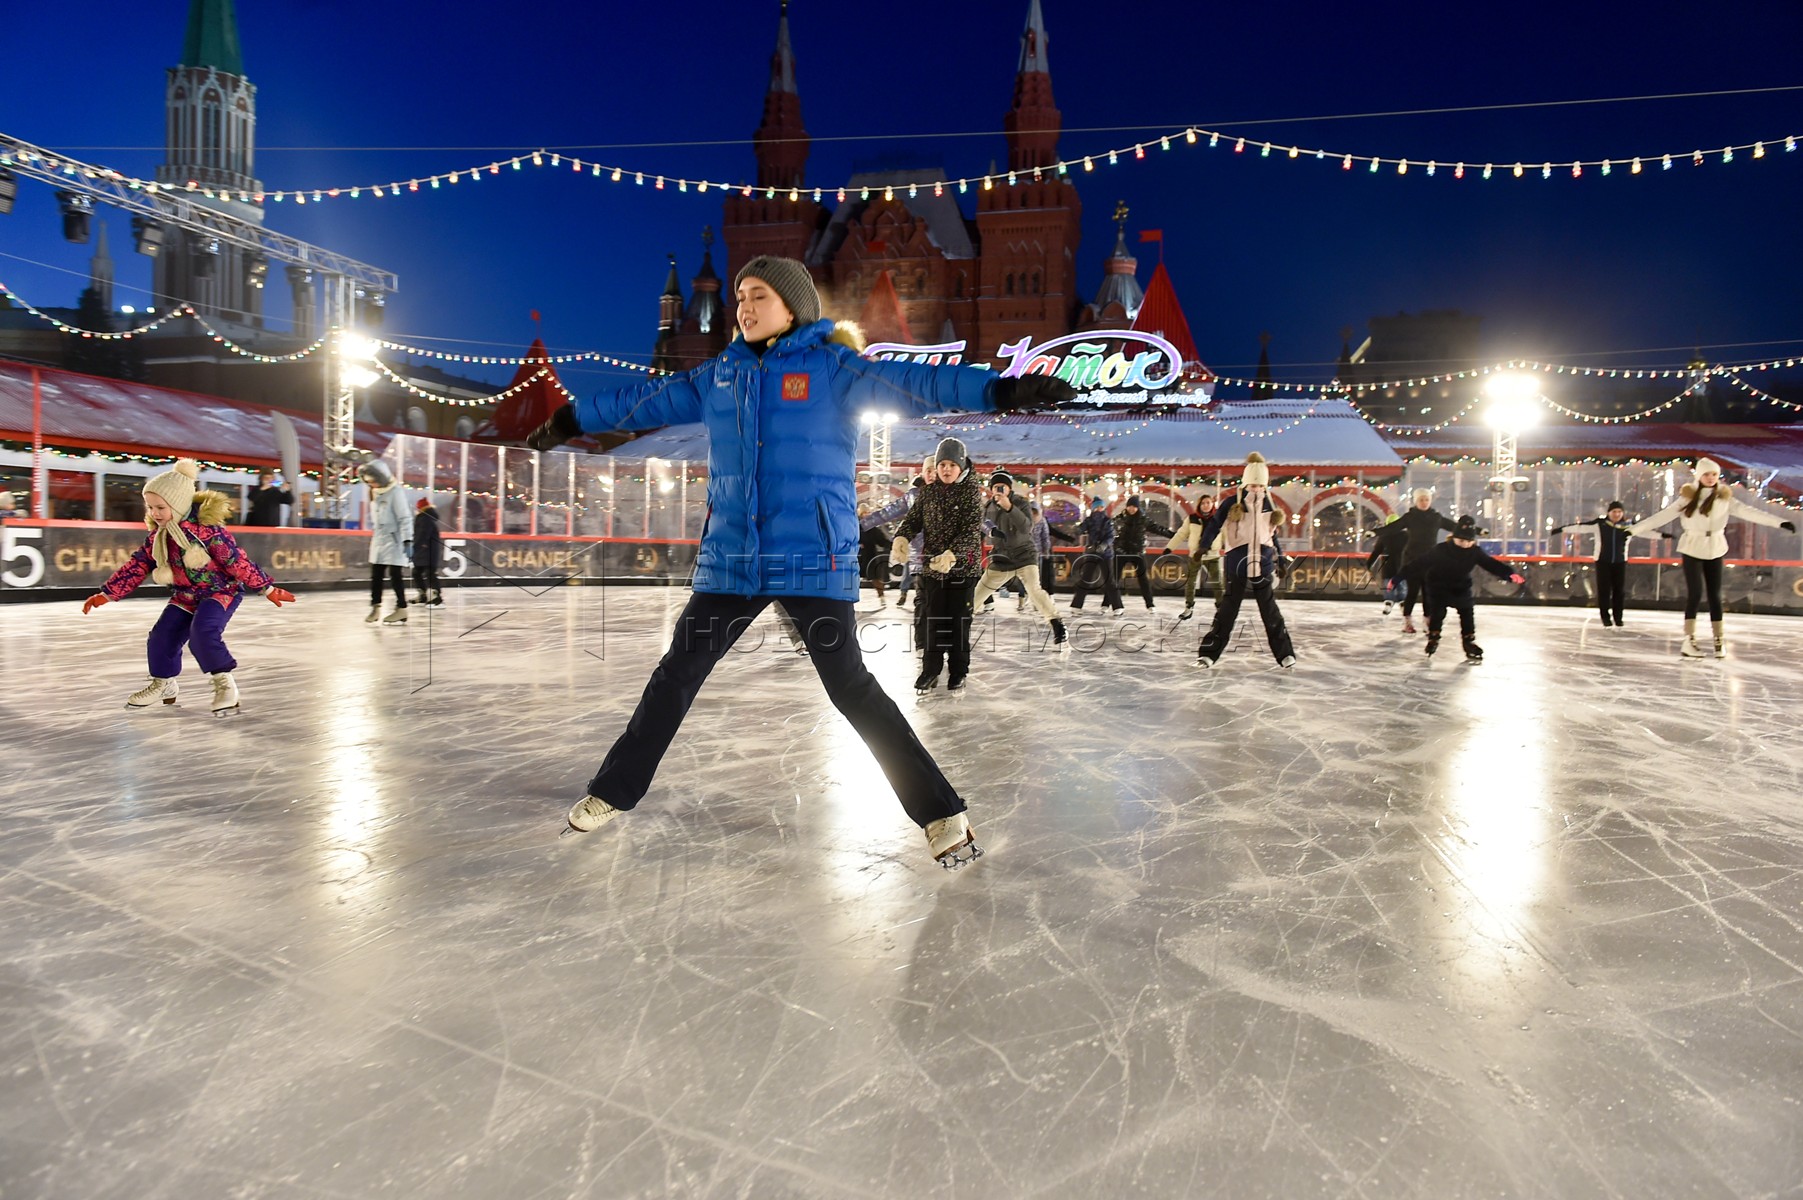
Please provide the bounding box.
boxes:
[2,589,1800,1199]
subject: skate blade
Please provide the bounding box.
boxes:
[937,842,984,870]
[212,705,241,718]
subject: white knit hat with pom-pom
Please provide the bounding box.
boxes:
[1241,452,1270,487]
[142,459,214,584]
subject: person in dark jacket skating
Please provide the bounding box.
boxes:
[528,256,1073,866]
[1364,514,1407,615]
[894,438,987,692]
[971,471,1065,645]
[412,498,444,605]
[1068,497,1124,612]
[1113,495,1174,610]
[1403,514,1524,660]
[1557,501,1633,627]
[1391,489,1458,632]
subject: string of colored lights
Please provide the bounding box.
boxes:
[184,309,331,362]
[8,277,1798,397]
[0,280,191,340]
[6,126,1796,210]
[1720,372,1803,412]
[374,337,662,372]
[369,357,552,407]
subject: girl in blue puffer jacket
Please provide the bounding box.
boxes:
[530,256,1072,867]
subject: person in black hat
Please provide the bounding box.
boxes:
[893,437,986,692]
[1068,497,1124,613]
[1112,495,1175,611]
[1402,514,1524,661]
[971,470,1066,646]
[1557,501,1633,627]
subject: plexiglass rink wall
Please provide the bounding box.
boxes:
[378,436,1802,562]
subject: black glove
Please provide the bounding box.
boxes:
[993,375,1079,413]
[1274,555,1293,579]
[526,404,582,452]
[1782,521,1797,533]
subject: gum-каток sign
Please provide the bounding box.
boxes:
[865,331,1192,400]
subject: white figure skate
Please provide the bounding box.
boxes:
[126,676,178,709]
[210,671,240,716]
[925,812,983,869]
[563,795,621,836]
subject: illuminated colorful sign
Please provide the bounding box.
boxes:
[866,331,1200,399]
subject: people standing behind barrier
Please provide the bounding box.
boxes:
[1403,514,1524,661]
[865,461,927,609]
[412,498,444,606]
[1195,453,1296,670]
[1557,501,1634,628]
[1390,489,1459,633]
[894,438,986,693]
[244,472,293,527]
[81,458,295,716]
[1068,497,1124,613]
[0,491,21,521]
[1365,513,1407,615]
[1112,496,1174,611]
[359,460,412,625]
[971,472,1066,647]
[1627,458,1795,658]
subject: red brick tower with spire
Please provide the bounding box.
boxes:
[722,1,824,323]
[974,0,1082,354]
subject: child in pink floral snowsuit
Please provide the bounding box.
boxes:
[83,459,295,714]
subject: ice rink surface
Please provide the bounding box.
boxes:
[3,585,1801,1199]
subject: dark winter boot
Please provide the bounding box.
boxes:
[1050,617,1067,646]
[1425,632,1440,656]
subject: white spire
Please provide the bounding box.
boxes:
[771,0,797,94]
[1018,0,1050,74]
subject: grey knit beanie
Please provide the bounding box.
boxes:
[934,437,970,470]
[734,256,821,328]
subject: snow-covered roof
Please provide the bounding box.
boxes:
[0,359,399,467]
[604,396,1405,471]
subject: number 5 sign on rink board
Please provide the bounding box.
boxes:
[2,528,45,587]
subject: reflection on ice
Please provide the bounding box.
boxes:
[2,590,1800,1200]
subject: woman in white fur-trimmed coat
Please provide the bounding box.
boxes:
[1195,453,1296,670]
[1627,457,1795,658]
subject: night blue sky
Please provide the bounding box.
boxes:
[3,0,1800,396]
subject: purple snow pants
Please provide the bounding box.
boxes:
[146,595,243,677]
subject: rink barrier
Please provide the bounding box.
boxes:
[5,521,1803,613]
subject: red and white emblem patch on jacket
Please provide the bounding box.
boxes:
[781,373,810,401]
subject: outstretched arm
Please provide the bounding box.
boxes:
[1729,497,1794,531]
[832,353,999,417]
[1626,498,1685,539]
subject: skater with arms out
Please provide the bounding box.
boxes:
[1402,514,1524,661]
[526,256,1073,866]
[81,459,296,715]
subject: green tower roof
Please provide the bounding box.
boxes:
[181,0,245,76]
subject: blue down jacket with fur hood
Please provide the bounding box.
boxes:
[572,320,999,600]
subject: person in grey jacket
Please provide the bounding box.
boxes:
[359,460,412,625]
[971,471,1066,646]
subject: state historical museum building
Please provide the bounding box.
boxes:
[655,1,1096,373]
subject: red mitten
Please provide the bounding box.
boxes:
[266,587,297,607]
[1508,573,1525,585]
[81,593,109,615]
